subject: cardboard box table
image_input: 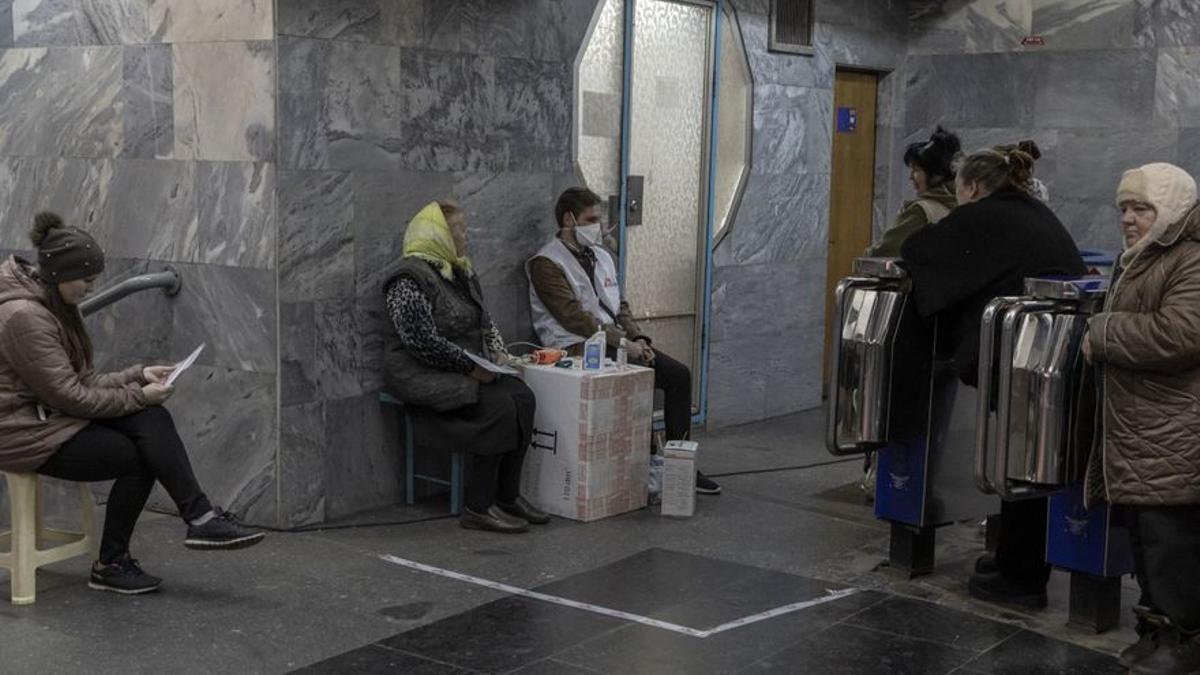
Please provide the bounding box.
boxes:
[519,362,654,522]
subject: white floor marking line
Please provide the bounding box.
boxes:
[379,554,859,639]
[701,588,862,635]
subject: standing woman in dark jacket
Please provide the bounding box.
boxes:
[0,213,263,597]
[383,201,546,534]
[902,149,1086,609]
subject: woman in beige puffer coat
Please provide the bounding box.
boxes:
[1083,163,1200,675]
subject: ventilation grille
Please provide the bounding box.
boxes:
[769,0,814,54]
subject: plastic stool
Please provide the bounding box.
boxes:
[0,472,97,605]
[379,393,464,515]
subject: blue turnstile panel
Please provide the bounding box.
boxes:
[1046,484,1133,578]
[875,441,927,527]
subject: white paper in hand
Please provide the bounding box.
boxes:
[466,351,519,376]
[166,344,205,386]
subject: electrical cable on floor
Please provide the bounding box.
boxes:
[258,513,458,533]
[706,456,861,478]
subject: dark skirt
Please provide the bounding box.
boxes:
[408,375,536,457]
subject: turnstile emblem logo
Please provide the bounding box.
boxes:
[1066,511,1090,538]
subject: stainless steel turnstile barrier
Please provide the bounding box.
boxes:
[827,258,997,576]
[975,275,1131,633]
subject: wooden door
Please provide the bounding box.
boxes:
[824,70,879,389]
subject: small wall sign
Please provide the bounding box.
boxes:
[837,106,858,133]
[1021,35,1045,46]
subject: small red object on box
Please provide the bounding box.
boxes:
[531,349,565,365]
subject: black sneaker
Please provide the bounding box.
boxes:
[696,471,722,495]
[88,555,162,595]
[185,510,265,550]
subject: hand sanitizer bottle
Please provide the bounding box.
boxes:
[583,330,605,370]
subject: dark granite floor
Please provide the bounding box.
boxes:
[0,411,1137,673]
[296,549,1124,675]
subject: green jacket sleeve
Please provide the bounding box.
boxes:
[870,202,930,258]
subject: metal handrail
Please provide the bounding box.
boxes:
[974,296,1022,494]
[80,266,182,317]
[992,299,1059,500]
[825,276,880,456]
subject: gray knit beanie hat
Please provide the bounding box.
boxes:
[30,212,106,283]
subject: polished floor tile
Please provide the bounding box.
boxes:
[293,644,469,674]
[380,596,624,673]
[510,658,605,674]
[533,547,848,625]
[958,629,1125,674]
[553,591,888,675]
[844,596,1020,652]
[300,547,1122,675]
[744,623,978,674]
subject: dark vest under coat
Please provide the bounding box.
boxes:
[383,258,490,413]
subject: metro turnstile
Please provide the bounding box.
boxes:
[976,275,1132,633]
[827,258,997,576]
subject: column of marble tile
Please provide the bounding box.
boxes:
[0,0,282,525]
[275,0,593,524]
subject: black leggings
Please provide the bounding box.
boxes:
[37,407,213,563]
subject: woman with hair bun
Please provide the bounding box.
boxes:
[0,212,264,597]
[993,139,1049,202]
[901,148,1086,609]
[870,126,961,256]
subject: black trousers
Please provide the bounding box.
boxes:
[608,346,692,442]
[650,349,692,442]
[995,497,1052,590]
[1124,504,1200,634]
[37,407,213,563]
[463,377,536,512]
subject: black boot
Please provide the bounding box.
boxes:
[968,572,1047,610]
[1131,629,1200,675]
[1121,609,1172,669]
[974,554,998,575]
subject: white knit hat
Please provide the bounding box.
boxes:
[1116,162,1198,231]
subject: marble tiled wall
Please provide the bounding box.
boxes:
[892,0,1200,251]
[0,0,279,524]
[10,1,1171,525]
[274,0,595,525]
[707,0,906,428]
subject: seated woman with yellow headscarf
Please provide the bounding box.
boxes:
[382,201,547,534]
